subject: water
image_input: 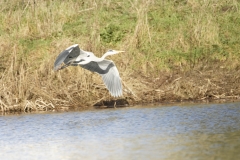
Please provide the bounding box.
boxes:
[1,102,240,160]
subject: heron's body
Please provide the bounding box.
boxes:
[54,44,124,97]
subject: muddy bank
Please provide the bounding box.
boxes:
[94,65,240,108]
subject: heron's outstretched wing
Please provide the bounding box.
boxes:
[101,65,122,97]
[54,44,80,70]
[80,60,114,74]
[80,60,122,97]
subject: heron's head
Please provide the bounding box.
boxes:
[54,44,80,71]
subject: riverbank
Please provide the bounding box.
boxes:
[107,61,240,106]
[0,0,240,112]
[1,62,239,112]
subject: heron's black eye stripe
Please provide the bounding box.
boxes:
[87,55,90,57]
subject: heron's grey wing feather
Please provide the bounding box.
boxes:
[63,45,80,64]
[100,64,122,97]
[54,44,80,70]
[80,60,114,74]
[80,60,122,97]
[98,60,122,97]
[54,50,70,70]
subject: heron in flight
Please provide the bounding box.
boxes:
[54,44,125,97]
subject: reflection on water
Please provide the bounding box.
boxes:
[1,102,240,160]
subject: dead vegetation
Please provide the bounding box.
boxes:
[0,0,240,112]
[131,64,240,104]
[0,51,240,112]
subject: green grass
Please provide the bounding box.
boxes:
[0,0,240,112]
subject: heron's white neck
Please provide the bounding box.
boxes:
[101,52,117,59]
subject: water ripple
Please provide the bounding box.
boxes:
[1,102,240,159]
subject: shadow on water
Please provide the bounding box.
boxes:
[0,101,240,160]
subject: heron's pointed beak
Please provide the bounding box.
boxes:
[116,50,125,53]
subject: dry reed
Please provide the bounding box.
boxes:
[0,0,240,112]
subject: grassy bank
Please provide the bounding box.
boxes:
[0,0,240,112]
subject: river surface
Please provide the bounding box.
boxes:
[0,102,240,160]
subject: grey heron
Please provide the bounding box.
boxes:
[54,44,125,97]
